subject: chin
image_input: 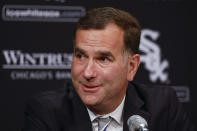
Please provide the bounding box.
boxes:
[82,96,100,106]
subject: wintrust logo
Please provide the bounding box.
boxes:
[140,29,169,83]
[2,50,73,80]
[2,50,73,69]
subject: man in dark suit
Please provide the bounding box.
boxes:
[23,7,195,131]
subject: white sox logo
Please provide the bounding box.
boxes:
[140,29,169,83]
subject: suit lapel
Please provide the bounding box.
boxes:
[123,83,151,131]
[60,81,92,131]
[69,89,92,131]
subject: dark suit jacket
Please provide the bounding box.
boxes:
[23,82,195,131]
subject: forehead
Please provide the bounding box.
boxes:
[74,24,124,53]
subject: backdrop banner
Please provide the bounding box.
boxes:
[0,0,195,130]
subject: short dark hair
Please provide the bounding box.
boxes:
[74,7,141,54]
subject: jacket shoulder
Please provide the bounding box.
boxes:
[132,82,177,104]
[25,83,75,111]
[130,82,195,131]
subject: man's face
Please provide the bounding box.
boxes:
[71,24,136,114]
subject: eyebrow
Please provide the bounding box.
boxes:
[74,46,115,60]
[74,47,85,54]
[96,51,115,60]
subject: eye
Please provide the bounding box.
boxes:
[99,57,110,62]
[75,53,84,59]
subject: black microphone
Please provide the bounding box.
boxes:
[127,115,149,131]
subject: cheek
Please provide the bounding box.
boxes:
[101,64,126,82]
[71,61,83,76]
[71,62,81,82]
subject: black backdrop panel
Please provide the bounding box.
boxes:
[0,0,196,130]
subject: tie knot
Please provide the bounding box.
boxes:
[97,116,111,131]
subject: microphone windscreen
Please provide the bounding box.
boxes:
[127,115,148,131]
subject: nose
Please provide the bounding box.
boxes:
[83,59,97,81]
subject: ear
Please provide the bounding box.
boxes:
[127,54,140,81]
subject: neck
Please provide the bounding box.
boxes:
[87,94,126,115]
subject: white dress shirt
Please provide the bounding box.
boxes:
[87,96,125,131]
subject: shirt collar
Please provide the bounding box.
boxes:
[87,95,126,125]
